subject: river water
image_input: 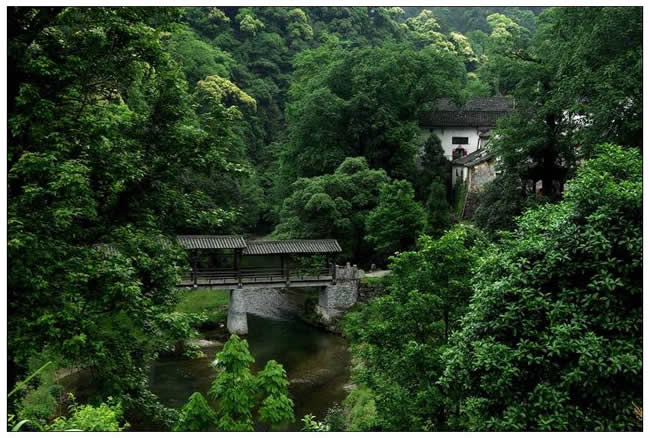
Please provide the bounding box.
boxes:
[148,314,351,431]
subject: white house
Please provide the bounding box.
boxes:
[419,96,513,188]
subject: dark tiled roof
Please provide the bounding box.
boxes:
[452,148,493,167]
[422,97,514,127]
[243,239,342,255]
[177,235,246,249]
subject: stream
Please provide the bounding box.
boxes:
[148,313,351,431]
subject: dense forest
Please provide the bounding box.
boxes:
[6,6,642,432]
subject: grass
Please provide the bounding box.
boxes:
[360,275,389,285]
[175,288,230,328]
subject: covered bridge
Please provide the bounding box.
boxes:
[177,235,342,288]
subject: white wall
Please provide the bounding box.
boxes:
[418,127,482,160]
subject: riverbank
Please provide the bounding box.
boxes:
[175,288,230,329]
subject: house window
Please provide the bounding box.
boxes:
[452,136,469,145]
[452,147,467,160]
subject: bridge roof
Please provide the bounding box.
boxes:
[242,239,342,255]
[177,235,246,249]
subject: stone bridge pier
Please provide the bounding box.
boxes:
[226,263,363,335]
[227,288,249,335]
[316,263,363,324]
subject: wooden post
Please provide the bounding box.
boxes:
[235,249,242,287]
[192,251,198,288]
[281,254,286,280]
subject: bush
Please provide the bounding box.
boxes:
[324,403,346,431]
[48,395,128,431]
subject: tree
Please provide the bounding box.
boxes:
[365,180,426,261]
[485,7,641,200]
[165,27,234,86]
[279,42,466,182]
[344,225,486,430]
[473,173,547,234]
[7,7,243,427]
[206,335,294,431]
[425,180,450,236]
[414,133,450,202]
[442,144,642,431]
[173,392,218,432]
[274,157,390,262]
[415,134,451,235]
[256,360,296,427]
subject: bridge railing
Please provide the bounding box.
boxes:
[180,266,333,286]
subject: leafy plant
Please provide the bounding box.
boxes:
[47,395,128,432]
[173,392,218,432]
[301,414,329,432]
[175,335,294,431]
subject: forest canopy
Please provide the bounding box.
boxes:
[6,5,642,432]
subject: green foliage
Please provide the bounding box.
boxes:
[209,335,257,431]
[17,384,60,424]
[342,386,379,431]
[173,392,218,432]
[486,7,641,198]
[7,7,247,427]
[236,9,265,36]
[301,414,329,432]
[274,157,390,262]
[166,27,234,85]
[415,133,450,202]
[8,5,642,433]
[201,335,294,431]
[365,180,426,261]
[473,173,547,234]
[425,180,451,236]
[7,361,53,399]
[442,144,642,431]
[344,225,486,430]
[48,394,128,432]
[280,42,466,182]
[323,403,346,431]
[256,360,295,426]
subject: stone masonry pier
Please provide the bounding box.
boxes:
[226,263,363,335]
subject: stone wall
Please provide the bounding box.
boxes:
[241,287,307,320]
[357,282,387,304]
[316,263,363,326]
[227,287,311,335]
[469,159,496,188]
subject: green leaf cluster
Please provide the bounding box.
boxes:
[174,335,294,432]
